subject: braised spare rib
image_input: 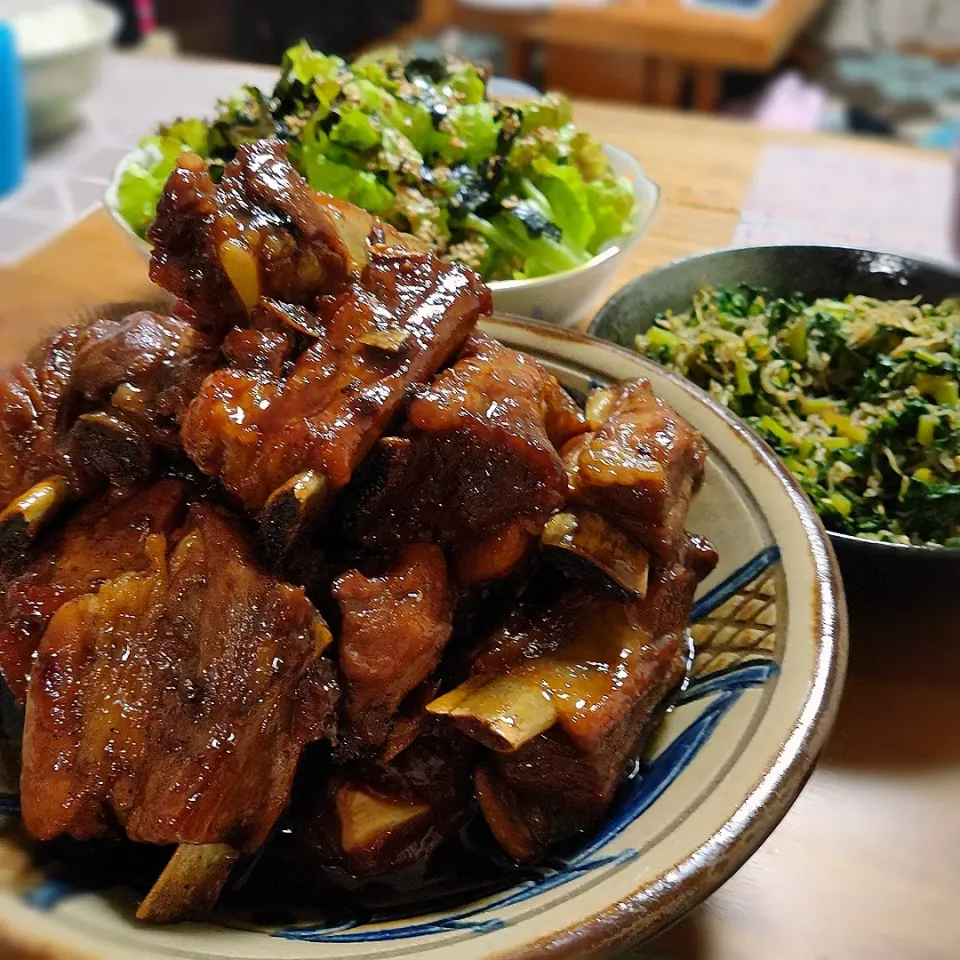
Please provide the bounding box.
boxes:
[148,141,427,334]
[435,536,716,862]
[67,311,220,485]
[0,136,718,923]
[562,380,708,560]
[341,332,586,581]
[0,312,219,559]
[181,251,490,557]
[20,498,338,919]
[0,325,97,553]
[333,544,454,754]
[0,478,188,701]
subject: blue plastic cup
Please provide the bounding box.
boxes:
[0,22,27,198]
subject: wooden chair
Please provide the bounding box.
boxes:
[388,0,455,47]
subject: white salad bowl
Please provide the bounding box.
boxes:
[11,0,121,139]
[104,142,658,328]
[0,312,846,960]
[489,145,658,327]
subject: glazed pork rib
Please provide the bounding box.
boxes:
[67,311,220,485]
[327,721,475,878]
[0,325,96,552]
[252,719,477,905]
[333,544,454,754]
[182,251,490,557]
[342,332,587,581]
[148,140,426,334]
[563,380,708,560]
[21,500,338,919]
[0,312,219,558]
[0,478,188,701]
[435,536,716,861]
[21,500,336,844]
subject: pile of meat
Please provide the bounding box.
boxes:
[0,141,716,923]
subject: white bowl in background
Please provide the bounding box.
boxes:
[14,1,121,139]
[105,141,658,327]
[489,143,659,326]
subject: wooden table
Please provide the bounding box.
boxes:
[2,103,959,960]
[408,0,828,109]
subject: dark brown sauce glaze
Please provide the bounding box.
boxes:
[0,136,718,927]
[10,642,692,927]
[180,251,490,520]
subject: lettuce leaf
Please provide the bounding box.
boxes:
[570,130,607,181]
[447,62,486,104]
[280,42,345,107]
[114,135,191,238]
[466,210,586,280]
[584,173,635,251]
[529,158,595,254]
[520,92,573,134]
[445,102,499,166]
[331,106,381,151]
[300,149,394,213]
[158,118,209,156]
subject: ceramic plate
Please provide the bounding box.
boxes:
[0,314,847,959]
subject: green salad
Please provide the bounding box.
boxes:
[636,287,960,546]
[115,44,635,283]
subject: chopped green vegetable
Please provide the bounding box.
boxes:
[112,44,637,283]
[917,413,938,447]
[635,287,960,546]
[917,373,959,408]
[758,415,792,446]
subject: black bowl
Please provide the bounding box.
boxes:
[588,244,960,579]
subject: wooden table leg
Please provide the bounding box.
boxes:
[652,59,685,108]
[504,37,533,82]
[692,65,722,112]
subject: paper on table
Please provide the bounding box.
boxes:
[682,0,777,17]
[460,0,613,7]
[734,143,956,264]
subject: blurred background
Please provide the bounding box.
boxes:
[4,1,958,286]
[111,0,960,147]
[1,5,958,960]
[3,1,958,273]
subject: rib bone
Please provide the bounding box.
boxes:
[0,476,69,558]
[427,675,558,753]
[137,843,239,923]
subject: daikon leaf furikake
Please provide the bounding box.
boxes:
[635,287,960,546]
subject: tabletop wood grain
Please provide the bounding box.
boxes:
[0,101,957,960]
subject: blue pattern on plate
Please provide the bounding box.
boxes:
[690,545,779,623]
[276,549,782,943]
[23,880,76,911]
[6,547,781,943]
